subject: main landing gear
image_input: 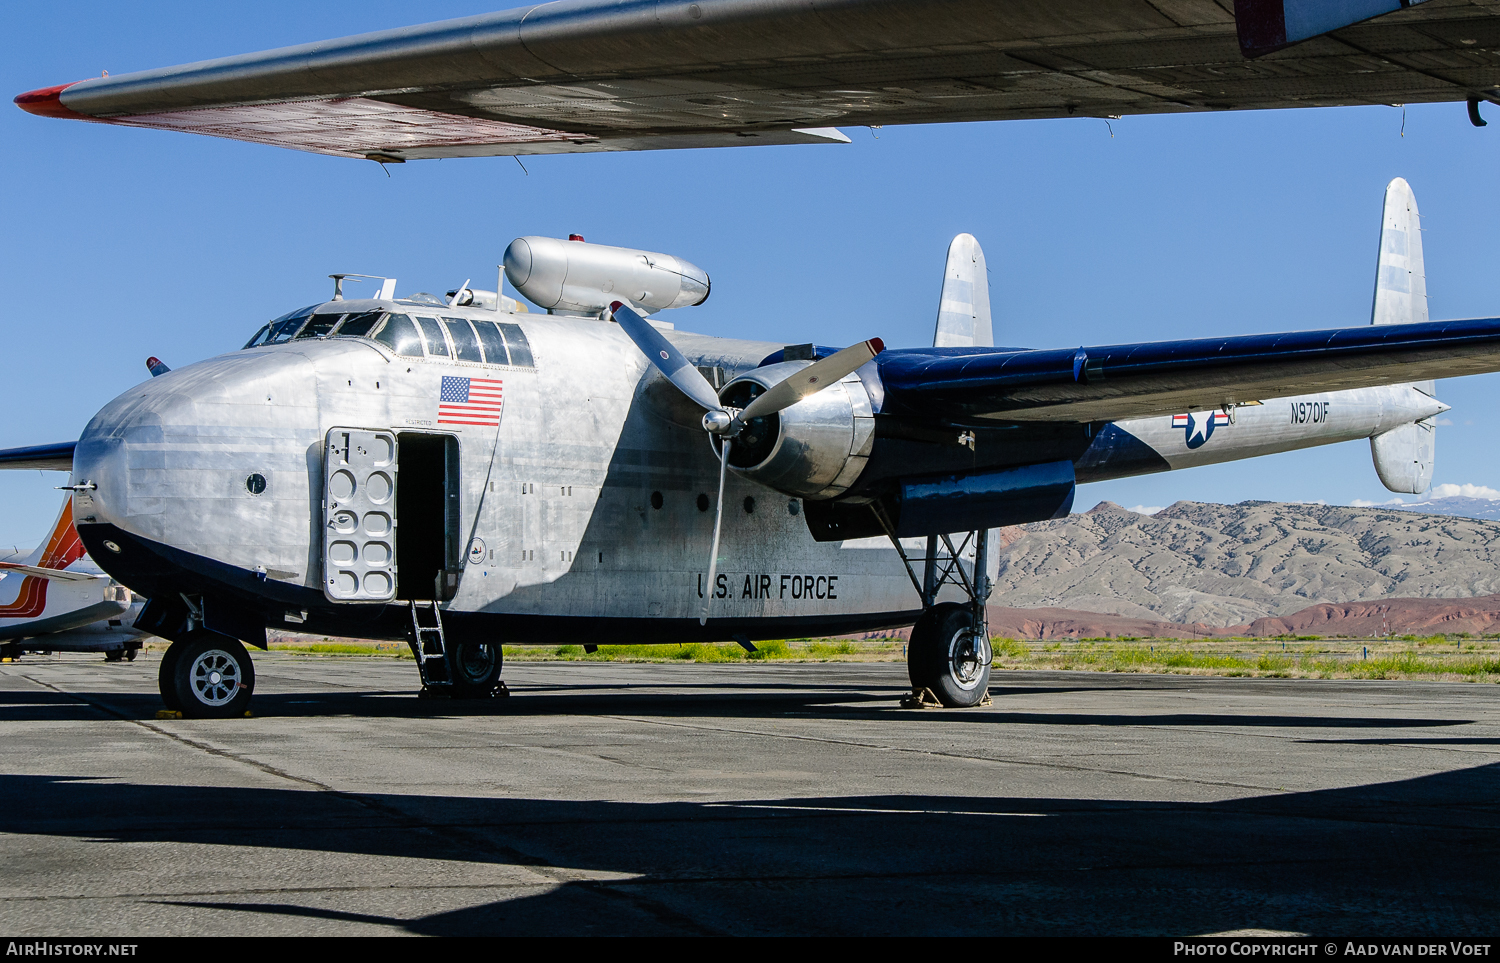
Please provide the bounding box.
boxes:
[874,523,995,708]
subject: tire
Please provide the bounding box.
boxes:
[170,634,255,719]
[158,642,186,711]
[448,638,502,699]
[907,602,991,708]
[104,648,124,663]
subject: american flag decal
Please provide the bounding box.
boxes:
[438,376,503,426]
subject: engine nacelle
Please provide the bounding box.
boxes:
[719,362,875,499]
[503,236,710,316]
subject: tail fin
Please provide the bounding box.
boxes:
[23,496,86,569]
[932,233,993,348]
[1369,176,1436,494]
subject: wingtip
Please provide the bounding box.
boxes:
[14,83,90,119]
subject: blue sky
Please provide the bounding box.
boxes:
[4,2,1500,548]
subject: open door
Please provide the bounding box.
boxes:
[322,429,398,602]
[395,432,461,601]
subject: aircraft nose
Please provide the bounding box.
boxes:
[70,349,320,594]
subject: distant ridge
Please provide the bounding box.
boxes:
[989,499,1500,626]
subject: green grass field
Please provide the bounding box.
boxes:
[244,631,1500,682]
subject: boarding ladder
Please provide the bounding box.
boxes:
[409,600,452,686]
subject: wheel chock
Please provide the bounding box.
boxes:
[156,710,183,720]
[900,687,944,709]
[899,687,993,709]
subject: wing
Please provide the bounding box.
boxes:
[876,317,1500,423]
[15,0,1500,161]
[0,442,74,471]
[0,563,103,583]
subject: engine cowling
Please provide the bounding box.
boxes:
[503,236,709,316]
[718,362,876,499]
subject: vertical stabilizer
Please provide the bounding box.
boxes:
[1371,177,1428,327]
[932,233,993,348]
[1369,177,1436,494]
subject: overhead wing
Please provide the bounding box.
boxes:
[0,563,103,583]
[876,316,1500,424]
[0,442,75,471]
[15,0,1500,161]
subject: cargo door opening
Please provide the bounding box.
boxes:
[396,432,460,601]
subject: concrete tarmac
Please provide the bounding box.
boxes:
[2,652,1499,936]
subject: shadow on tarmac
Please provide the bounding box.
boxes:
[4,759,1500,935]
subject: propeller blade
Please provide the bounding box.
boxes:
[699,439,731,626]
[738,338,884,423]
[610,300,722,412]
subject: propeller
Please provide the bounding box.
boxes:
[608,300,884,624]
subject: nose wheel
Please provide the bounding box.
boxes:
[159,632,255,718]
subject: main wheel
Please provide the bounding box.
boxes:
[907,602,991,708]
[448,638,502,699]
[169,634,255,719]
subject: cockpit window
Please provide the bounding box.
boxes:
[443,318,483,362]
[499,322,534,367]
[415,316,450,357]
[473,321,508,365]
[333,311,384,339]
[266,316,310,344]
[294,313,343,340]
[243,325,271,349]
[373,314,423,358]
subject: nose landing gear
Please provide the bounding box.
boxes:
[158,632,256,718]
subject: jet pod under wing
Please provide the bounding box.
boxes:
[877,317,1500,424]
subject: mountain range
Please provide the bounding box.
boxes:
[985,497,1500,632]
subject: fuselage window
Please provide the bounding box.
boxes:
[473,321,509,366]
[266,315,312,344]
[333,311,385,338]
[499,323,534,367]
[294,313,343,340]
[373,314,424,358]
[243,325,271,349]
[443,317,483,362]
[415,316,450,357]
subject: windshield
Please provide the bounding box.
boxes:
[247,304,317,348]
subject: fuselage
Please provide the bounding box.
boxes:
[69,300,1446,646]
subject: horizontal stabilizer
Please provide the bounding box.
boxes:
[0,562,103,583]
[0,441,75,471]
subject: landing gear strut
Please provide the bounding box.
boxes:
[873,518,995,708]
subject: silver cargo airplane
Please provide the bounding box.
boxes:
[15,0,1500,162]
[0,177,1485,718]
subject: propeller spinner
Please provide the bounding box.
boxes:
[608,300,883,624]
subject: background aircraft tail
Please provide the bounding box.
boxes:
[932,233,993,348]
[22,496,86,570]
[1369,177,1437,494]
